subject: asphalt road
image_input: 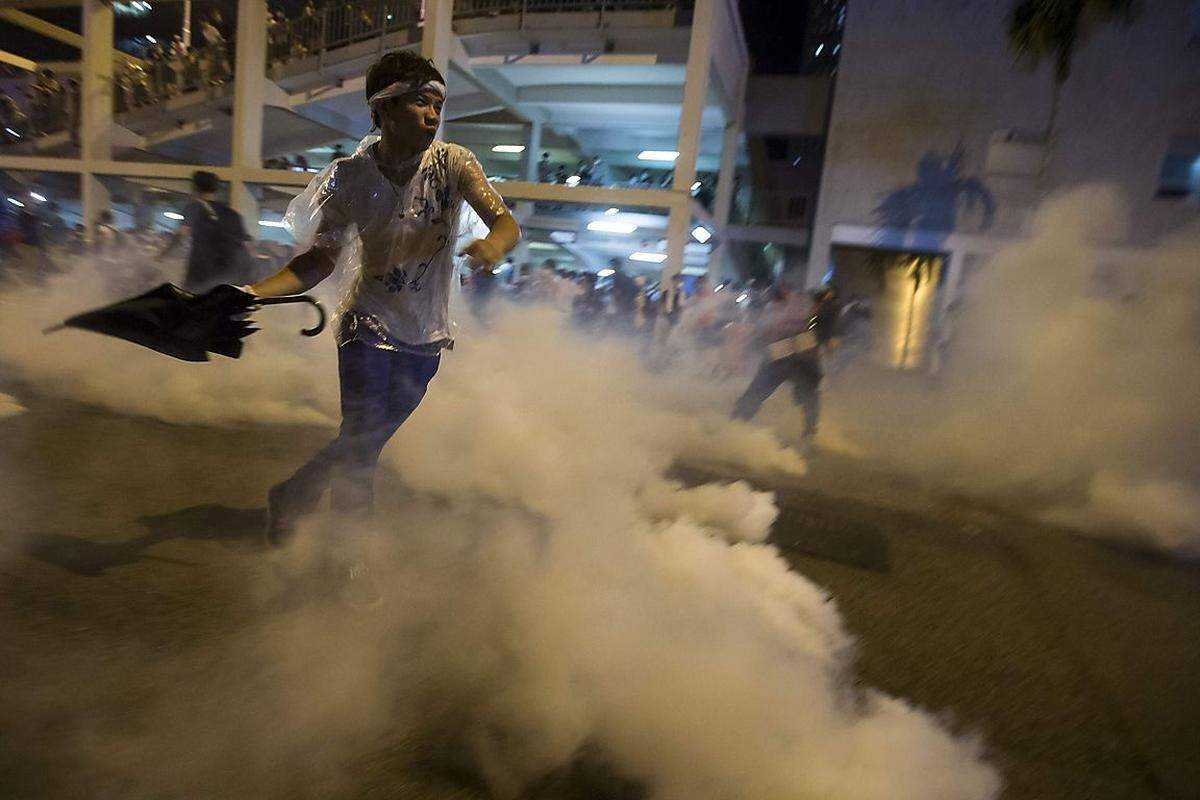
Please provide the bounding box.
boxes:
[1,396,1197,800]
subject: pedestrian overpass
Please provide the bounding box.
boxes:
[0,0,760,276]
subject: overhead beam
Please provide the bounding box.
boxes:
[0,9,143,67]
[0,48,35,71]
[0,0,83,9]
[515,84,684,105]
[0,154,316,185]
[495,180,679,211]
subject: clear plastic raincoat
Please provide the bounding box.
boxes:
[284,134,505,353]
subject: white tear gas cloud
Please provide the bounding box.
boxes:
[0,260,999,798]
[796,185,1200,556]
[0,262,338,427]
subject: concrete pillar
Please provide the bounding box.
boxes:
[525,118,544,183]
[664,0,714,281]
[79,0,113,240]
[709,72,745,281]
[671,0,713,195]
[421,0,454,78]
[230,0,268,239]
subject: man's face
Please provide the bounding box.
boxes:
[377,88,443,152]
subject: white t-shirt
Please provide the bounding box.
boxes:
[289,139,483,351]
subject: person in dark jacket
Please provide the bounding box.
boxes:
[732,286,839,446]
[160,170,253,292]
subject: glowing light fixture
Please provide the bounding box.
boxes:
[491,144,526,153]
[597,268,615,277]
[163,211,184,220]
[736,292,749,304]
[549,230,575,244]
[604,207,620,215]
[258,220,288,228]
[638,150,679,162]
[690,181,701,192]
[815,43,825,56]
[691,226,711,243]
[29,192,47,203]
[145,35,157,43]
[565,175,582,187]
[5,128,20,138]
[7,197,24,207]
[587,220,637,234]
[629,252,667,264]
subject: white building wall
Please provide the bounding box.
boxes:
[807,0,1200,282]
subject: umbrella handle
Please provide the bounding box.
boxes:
[253,295,327,337]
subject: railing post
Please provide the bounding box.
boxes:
[318,7,327,69]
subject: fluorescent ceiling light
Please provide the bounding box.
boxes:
[258,220,288,228]
[690,181,701,192]
[587,220,637,234]
[29,192,47,203]
[491,144,526,153]
[629,252,667,263]
[638,150,679,162]
[736,292,749,303]
[528,242,559,250]
[597,268,615,277]
[565,175,581,187]
[4,128,20,138]
[604,207,620,215]
[163,211,184,220]
[145,35,157,43]
[7,197,24,207]
[691,226,711,243]
[549,230,575,244]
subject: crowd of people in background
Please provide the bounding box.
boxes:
[0,192,290,295]
[0,12,233,147]
[1,179,865,448]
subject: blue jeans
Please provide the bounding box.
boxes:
[273,341,440,518]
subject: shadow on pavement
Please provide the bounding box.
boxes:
[23,504,266,576]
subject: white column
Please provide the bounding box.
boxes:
[230,0,268,238]
[664,0,714,281]
[664,200,691,282]
[80,0,113,240]
[421,0,454,78]
[709,69,745,281]
[511,120,540,268]
[524,119,542,182]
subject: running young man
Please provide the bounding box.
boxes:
[246,51,520,550]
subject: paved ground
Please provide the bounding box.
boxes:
[1,396,1197,799]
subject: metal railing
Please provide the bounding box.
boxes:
[456,0,684,15]
[268,0,686,68]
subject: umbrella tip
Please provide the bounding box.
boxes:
[42,324,67,335]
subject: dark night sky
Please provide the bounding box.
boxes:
[1,0,808,72]
[739,0,808,74]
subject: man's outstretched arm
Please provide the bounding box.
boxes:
[458,156,520,269]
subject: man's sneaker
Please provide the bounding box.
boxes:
[341,560,383,611]
[264,483,298,549]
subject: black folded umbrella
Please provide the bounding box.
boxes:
[43,283,326,362]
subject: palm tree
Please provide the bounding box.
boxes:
[1006,0,1137,181]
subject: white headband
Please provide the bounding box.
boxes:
[367,79,446,107]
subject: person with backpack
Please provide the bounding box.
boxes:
[160,170,254,292]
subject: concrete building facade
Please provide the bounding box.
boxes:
[804,0,1200,368]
